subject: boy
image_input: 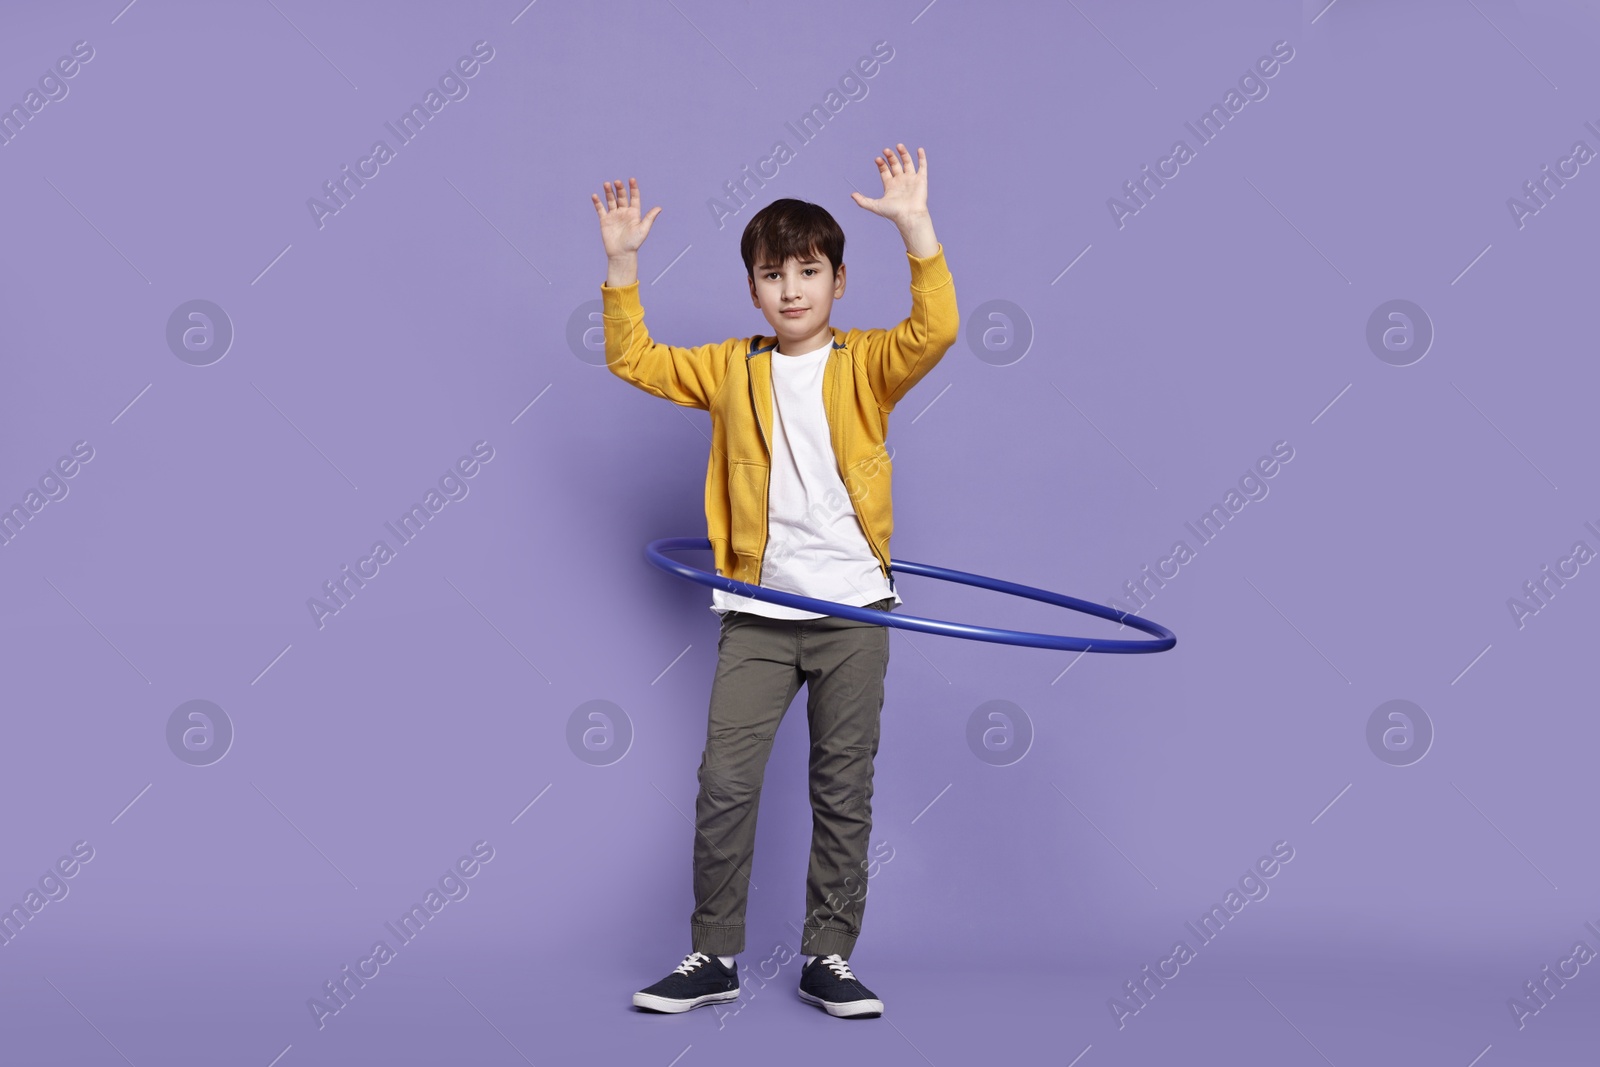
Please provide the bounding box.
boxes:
[591,144,957,1019]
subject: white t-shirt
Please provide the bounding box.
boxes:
[711,338,902,620]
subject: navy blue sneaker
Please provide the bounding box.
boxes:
[798,953,884,1018]
[633,951,740,1013]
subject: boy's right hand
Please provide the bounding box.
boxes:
[592,177,662,261]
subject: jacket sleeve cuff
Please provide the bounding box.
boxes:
[906,242,951,291]
[601,279,643,318]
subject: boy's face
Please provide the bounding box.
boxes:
[747,248,847,353]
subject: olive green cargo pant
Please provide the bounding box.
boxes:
[689,597,895,961]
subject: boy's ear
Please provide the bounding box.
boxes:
[833,262,846,297]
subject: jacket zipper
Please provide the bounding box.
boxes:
[748,344,771,583]
[823,349,893,592]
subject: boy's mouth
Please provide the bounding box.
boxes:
[781,307,807,317]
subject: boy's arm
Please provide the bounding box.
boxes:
[591,177,726,408]
[860,240,959,413]
[846,146,958,412]
[600,278,729,410]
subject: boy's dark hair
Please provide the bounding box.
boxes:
[740,199,844,282]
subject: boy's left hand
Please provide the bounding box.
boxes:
[850,144,929,223]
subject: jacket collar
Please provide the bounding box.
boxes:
[746,331,847,358]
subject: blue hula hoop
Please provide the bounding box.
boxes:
[645,537,1176,654]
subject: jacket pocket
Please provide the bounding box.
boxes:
[847,447,894,547]
[728,460,769,564]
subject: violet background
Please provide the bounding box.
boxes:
[1,0,1596,1063]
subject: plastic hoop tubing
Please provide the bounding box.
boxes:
[644,537,1177,654]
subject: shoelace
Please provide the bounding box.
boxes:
[819,954,857,981]
[672,951,711,976]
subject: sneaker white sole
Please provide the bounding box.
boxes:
[798,988,884,1018]
[633,989,740,1013]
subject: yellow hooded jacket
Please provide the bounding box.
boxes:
[601,243,958,593]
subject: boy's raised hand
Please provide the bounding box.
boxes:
[849,144,929,223]
[592,177,662,259]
